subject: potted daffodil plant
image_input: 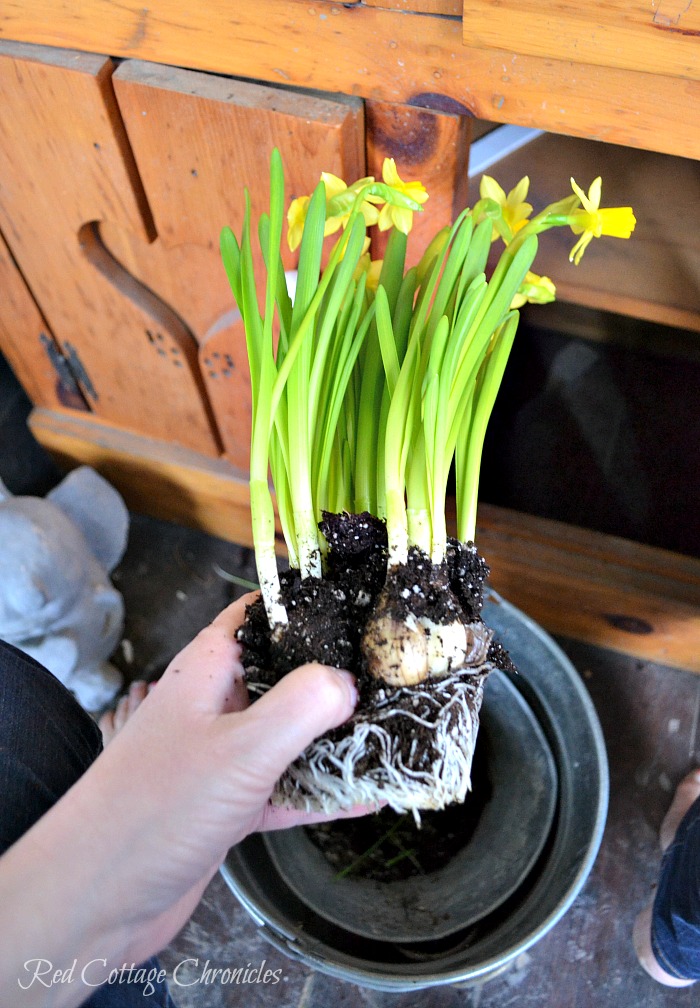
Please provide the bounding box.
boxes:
[220,149,634,817]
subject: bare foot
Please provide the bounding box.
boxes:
[99,680,149,745]
[660,769,700,852]
[633,906,694,987]
[633,769,700,987]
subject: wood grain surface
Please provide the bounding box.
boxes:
[0,41,222,454]
[110,59,365,469]
[0,229,88,412]
[365,99,471,267]
[2,0,698,158]
[463,0,700,79]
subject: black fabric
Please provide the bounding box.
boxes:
[0,639,176,1006]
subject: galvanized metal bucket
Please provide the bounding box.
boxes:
[221,592,608,991]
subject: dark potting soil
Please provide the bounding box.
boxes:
[238,510,501,686]
[305,732,493,883]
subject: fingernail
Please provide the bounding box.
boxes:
[332,668,359,709]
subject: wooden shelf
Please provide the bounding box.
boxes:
[475,505,700,674]
[29,407,700,674]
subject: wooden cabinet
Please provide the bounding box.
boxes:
[4,0,699,158]
[0,6,699,671]
[0,36,470,494]
[0,40,469,461]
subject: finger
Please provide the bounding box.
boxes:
[258,801,385,832]
[210,590,260,635]
[204,592,261,712]
[159,594,259,712]
[234,663,357,783]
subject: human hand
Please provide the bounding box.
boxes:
[0,592,365,1004]
[89,590,365,955]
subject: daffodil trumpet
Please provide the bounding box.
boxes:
[222,153,635,812]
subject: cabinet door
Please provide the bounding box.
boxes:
[0,41,222,454]
[0,229,88,412]
[0,43,365,466]
[109,60,364,470]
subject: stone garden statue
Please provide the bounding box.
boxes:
[0,466,129,711]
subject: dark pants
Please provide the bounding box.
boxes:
[0,639,176,1007]
[651,792,700,981]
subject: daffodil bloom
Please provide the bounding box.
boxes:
[354,253,383,291]
[377,158,429,234]
[510,271,556,309]
[287,161,426,249]
[287,194,310,252]
[323,171,380,236]
[567,177,636,265]
[480,175,532,243]
[287,173,380,251]
[332,234,371,263]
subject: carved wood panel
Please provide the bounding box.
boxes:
[0,41,221,454]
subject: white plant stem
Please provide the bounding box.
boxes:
[407,507,432,558]
[295,509,323,580]
[385,488,408,567]
[249,478,288,630]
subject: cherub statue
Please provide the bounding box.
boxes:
[0,467,129,711]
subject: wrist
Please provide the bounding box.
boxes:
[0,774,135,1008]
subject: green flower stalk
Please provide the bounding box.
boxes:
[221,153,636,673]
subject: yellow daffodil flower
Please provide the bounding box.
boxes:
[287,172,380,251]
[322,171,380,236]
[568,177,636,265]
[377,158,429,234]
[510,271,556,309]
[480,175,532,242]
[286,160,428,250]
[320,170,351,236]
[287,195,310,252]
[331,234,371,264]
[366,258,383,291]
[354,253,383,291]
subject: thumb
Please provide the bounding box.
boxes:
[236,663,358,782]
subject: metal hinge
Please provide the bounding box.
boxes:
[63,341,98,401]
[39,333,98,403]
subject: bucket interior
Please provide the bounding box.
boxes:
[221,592,608,991]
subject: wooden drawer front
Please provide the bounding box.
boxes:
[4,1,700,157]
[462,0,700,80]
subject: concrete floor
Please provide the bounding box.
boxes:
[1,325,699,1007]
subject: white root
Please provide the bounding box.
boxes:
[271,661,494,814]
